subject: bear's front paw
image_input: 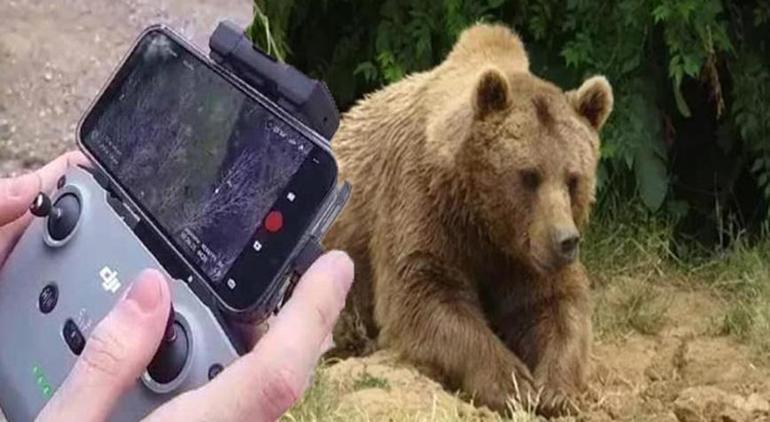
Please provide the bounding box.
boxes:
[536,386,581,417]
[467,359,538,413]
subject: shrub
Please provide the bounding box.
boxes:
[249,0,770,245]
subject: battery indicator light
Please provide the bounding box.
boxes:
[32,364,53,399]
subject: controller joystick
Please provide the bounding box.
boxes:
[29,193,54,218]
[30,192,81,241]
[147,305,189,385]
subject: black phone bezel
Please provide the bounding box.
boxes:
[76,25,339,316]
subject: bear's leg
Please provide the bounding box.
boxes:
[374,256,539,412]
[504,270,591,417]
[327,219,379,357]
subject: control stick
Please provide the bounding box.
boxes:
[30,192,81,241]
[147,305,189,385]
[29,192,55,218]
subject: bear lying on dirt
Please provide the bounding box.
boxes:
[326,23,613,416]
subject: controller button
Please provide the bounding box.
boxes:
[208,363,224,380]
[63,319,85,356]
[38,283,58,314]
[48,194,81,241]
[264,210,283,233]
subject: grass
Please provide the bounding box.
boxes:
[351,370,391,391]
[282,369,343,422]
[584,204,770,359]
[283,361,542,422]
[282,367,537,422]
[583,205,676,339]
[592,276,671,338]
[701,240,770,357]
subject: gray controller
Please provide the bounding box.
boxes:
[0,166,239,421]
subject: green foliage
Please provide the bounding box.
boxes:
[249,0,770,230]
[247,0,292,61]
[652,0,732,117]
[732,50,770,218]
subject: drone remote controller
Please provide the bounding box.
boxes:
[0,21,348,421]
[0,166,239,421]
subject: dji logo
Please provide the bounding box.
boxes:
[99,266,121,294]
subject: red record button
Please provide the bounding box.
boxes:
[264,210,283,233]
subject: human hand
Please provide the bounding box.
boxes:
[0,151,89,266]
[35,250,352,422]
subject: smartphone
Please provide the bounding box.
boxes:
[77,26,338,317]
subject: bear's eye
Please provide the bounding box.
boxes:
[568,175,579,196]
[520,169,541,191]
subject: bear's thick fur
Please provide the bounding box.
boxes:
[326,23,613,416]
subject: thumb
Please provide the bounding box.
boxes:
[0,172,41,227]
[0,151,88,227]
[37,270,171,422]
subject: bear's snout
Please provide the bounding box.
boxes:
[552,226,580,265]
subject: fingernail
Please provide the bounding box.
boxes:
[125,270,164,314]
[326,250,354,290]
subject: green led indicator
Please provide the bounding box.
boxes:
[32,364,53,399]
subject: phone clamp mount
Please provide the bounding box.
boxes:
[209,19,351,318]
[0,21,350,422]
[209,20,339,141]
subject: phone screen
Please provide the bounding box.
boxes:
[79,29,337,312]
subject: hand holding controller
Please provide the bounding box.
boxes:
[0,156,354,421]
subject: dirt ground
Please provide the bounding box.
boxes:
[2,1,769,422]
[300,282,770,422]
[582,283,769,421]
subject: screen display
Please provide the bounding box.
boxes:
[80,29,336,311]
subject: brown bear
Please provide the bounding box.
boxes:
[326,23,613,416]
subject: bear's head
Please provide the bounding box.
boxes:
[431,68,612,274]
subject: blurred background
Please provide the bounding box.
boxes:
[249,0,770,253]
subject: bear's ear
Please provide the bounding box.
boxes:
[567,76,614,131]
[473,68,511,119]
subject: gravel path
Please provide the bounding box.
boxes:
[0,0,251,177]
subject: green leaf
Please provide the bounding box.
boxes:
[354,62,378,82]
[621,55,641,74]
[635,148,669,211]
[619,84,669,211]
[652,4,671,22]
[682,54,702,77]
[673,80,692,117]
[596,160,608,191]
